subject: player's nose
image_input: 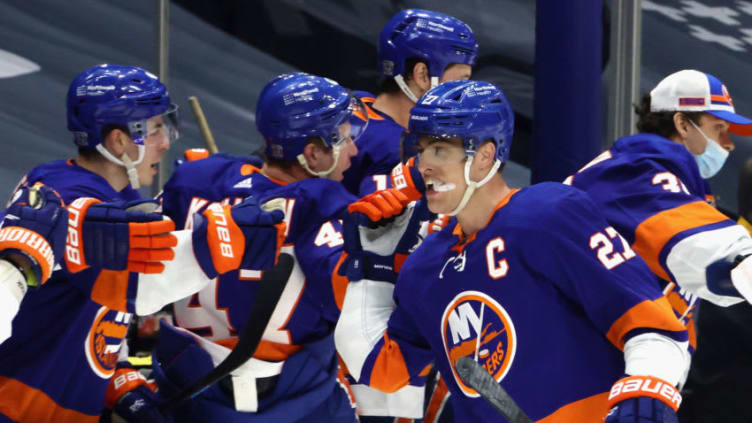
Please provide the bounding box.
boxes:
[719,132,735,152]
[347,138,358,157]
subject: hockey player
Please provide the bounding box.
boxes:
[0,183,188,347]
[342,9,478,196]
[341,10,478,420]
[335,80,691,422]
[0,64,285,423]
[564,70,752,357]
[145,72,366,422]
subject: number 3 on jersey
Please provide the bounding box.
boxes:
[175,199,304,346]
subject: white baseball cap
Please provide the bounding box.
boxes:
[650,69,752,136]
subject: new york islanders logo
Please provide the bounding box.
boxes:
[441,291,516,397]
[84,306,131,379]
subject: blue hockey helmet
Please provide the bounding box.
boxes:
[256,72,368,162]
[67,64,177,149]
[379,9,478,80]
[405,80,514,163]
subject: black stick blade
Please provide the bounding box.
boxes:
[455,356,533,423]
[159,253,295,414]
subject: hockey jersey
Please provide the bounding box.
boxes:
[341,92,405,196]
[566,133,752,351]
[158,154,358,419]
[0,160,142,422]
[338,183,688,422]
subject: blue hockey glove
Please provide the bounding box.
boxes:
[340,188,428,282]
[106,367,171,423]
[113,386,172,423]
[65,198,177,274]
[605,376,680,423]
[0,183,67,286]
[192,196,286,279]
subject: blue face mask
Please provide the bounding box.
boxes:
[689,120,729,179]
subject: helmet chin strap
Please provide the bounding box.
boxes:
[448,157,502,216]
[394,75,419,103]
[297,145,341,178]
[394,75,441,104]
[95,144,145,189]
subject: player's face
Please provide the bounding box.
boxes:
[136,114,172,186]
[440,64,472,83]
[416,137,467,214]
[685,113,733,155]
[323,121,358,182]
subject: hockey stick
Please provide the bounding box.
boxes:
[455,356,533,423]
[159,252,295,414]
[188,96,219,154]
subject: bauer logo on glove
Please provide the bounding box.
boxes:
[65,198,177,274]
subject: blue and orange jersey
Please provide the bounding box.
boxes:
[161,153,356,362]
[565,133,752,351]
[344,183,687,422]
[0,159,143,422]
[342,92,405,196]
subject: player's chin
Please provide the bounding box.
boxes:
[328,171,344,182]
[138,170,156,187]
[425,193,449,214]
[329,165,348,182]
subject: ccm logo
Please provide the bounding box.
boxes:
[608,376,682,410]
[207,203,234,258]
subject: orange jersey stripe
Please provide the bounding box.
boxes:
[418,363,433,377]
[687,318,697,351]
[356,97,386,121]
[336,364,357,410]
[606,297,686,350]
[90,269,131,312]
[239,164,290,186]
[214,338,302,361]
[332,253,349,310]
[632,201,729,281]
[0,376,99,423]
[537,392,609,423]
[363,102,385,121]
[664,290,697,351]
[369,333,411,393]
[452,189,520,253]
[424,377,450,423]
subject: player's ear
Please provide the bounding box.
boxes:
[102,128,128,156]
[673,112,691,140]
[411,62,430,92]
[477,141,496,170]
[302,139,326,169]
